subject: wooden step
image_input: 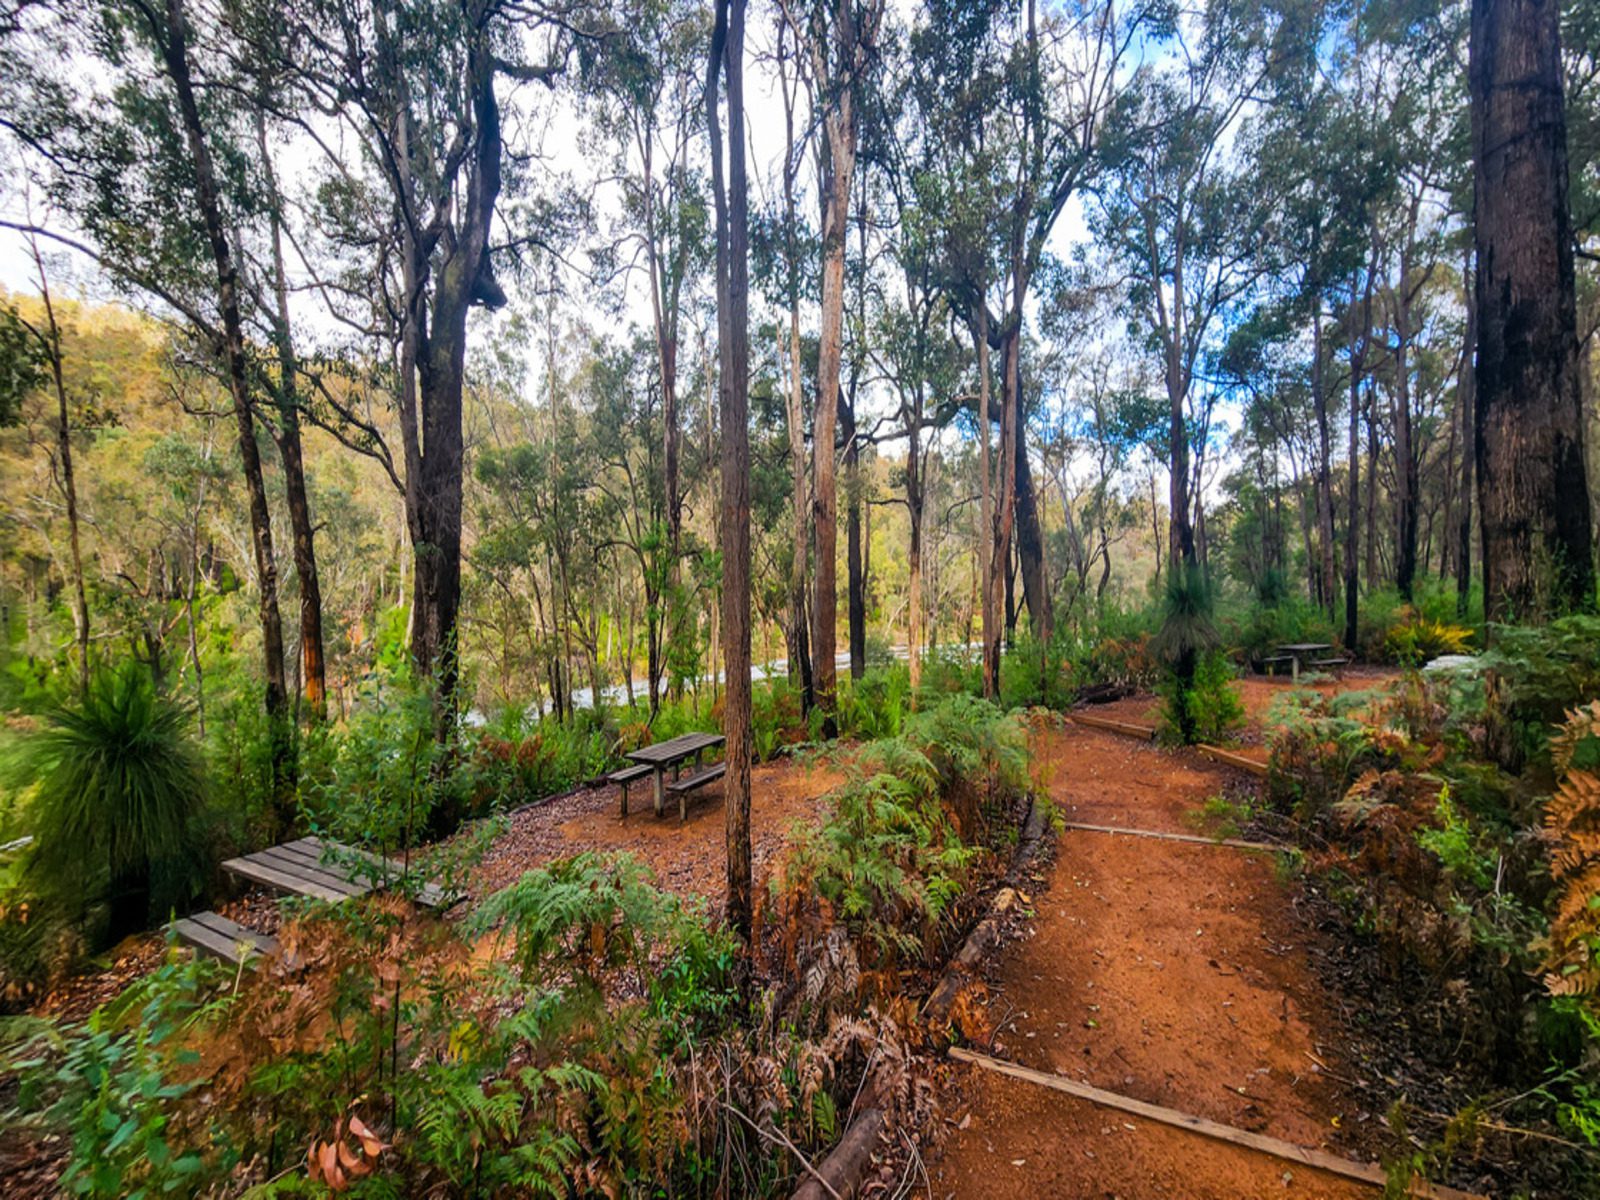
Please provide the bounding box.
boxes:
[170,911,276,965]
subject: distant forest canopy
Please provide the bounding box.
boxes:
[0,0,1597,734]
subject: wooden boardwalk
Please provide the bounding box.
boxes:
[172,835,453,965]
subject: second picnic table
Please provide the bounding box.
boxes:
[1275,642,1333,682]
[622,731,726,821]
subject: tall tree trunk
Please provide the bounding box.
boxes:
[1457,250,1476,617]
[28,242,89,697]
[809,0,866,733]
[160,0,291,812]
[778,34,813,708]
[844,392,866,679]
[707,0,753,947]
[1011,345,1051,641]
[1471,0,1596,622]
[991,327,1019,685]
[1345,267,1374,651]
[1311,294,1337,619]
[1393,237,1420,603]
[258,113,326,721]
[976,306,998,696]
[906,401,925,696]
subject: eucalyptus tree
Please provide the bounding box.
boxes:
[706,0,753,946]
[909,0,1128,691]
[1470,0,1595,621]
[585,0,712,714]
[8,0,303,815]
[787,0,886,732]
[275,0,602,737]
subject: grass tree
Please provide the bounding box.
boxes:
[23,664,207,944]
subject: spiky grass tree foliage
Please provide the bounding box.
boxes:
[22,664,207,943]
[1153,562,1221,745]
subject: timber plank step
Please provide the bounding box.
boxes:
[170,911,276,965]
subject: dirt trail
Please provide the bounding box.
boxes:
[931,722,1375,1199]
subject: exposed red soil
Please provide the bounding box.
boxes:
[464,752,846,906]
[929,716,1384,1198]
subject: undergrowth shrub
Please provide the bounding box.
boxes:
[1158,649,1244,745]
[1381,609,1473,667]
[762,696,1029,1016]
[6,847,931,1198]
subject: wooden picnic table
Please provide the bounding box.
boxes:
[625,731,725,818]
[1275,642,1333,683]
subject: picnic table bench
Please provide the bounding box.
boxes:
[170,836,455,965]
[621,731,726,823]
[1275,642,1334,683]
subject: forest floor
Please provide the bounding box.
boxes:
[26,752,849,1027]
[928,670,1409,1199]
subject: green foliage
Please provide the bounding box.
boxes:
[15,663,207,942]
[838,664,910,740]
[1000,628,1075,711]
[1159,649,1244,745]
[470,851,736,1027]
[1153,564,1226,745]
[770,696,1028,977]
[1478,615,1600,771]
[1233,594,1337,664]
[5,944,232,1199]
[751,676,807,761]
[469,704,615,801]
[1382,611,1474,667]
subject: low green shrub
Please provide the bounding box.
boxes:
[1159,649,1244,745]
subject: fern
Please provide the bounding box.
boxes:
[1542,704,1600,1000]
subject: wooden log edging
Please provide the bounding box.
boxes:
[949,1047,1487,1200]
[1065,710,1272,782]
[789,794,1052,1200]
[1195,743,1270,777]
[922,795,1052,1033]
[1062,821,1284,854]
[1067,712,1158,740]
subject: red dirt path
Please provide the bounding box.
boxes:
[929,709,1385,1198]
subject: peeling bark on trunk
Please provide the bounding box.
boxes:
[707,0,753,947]
[1457,251,1476,616]
[1470,0,1595,622]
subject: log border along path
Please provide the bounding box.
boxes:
[949,1047,1486,1200]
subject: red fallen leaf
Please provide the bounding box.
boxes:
[337,1140,362,1172]
[319,1140,344,1190]
[347,1114,389,1158]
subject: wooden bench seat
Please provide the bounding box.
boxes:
[665,761,726,823]
[170,911,276,965]
[608,763,654,817]
[1310,656,1351,671]
[1256,655,1294,675]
